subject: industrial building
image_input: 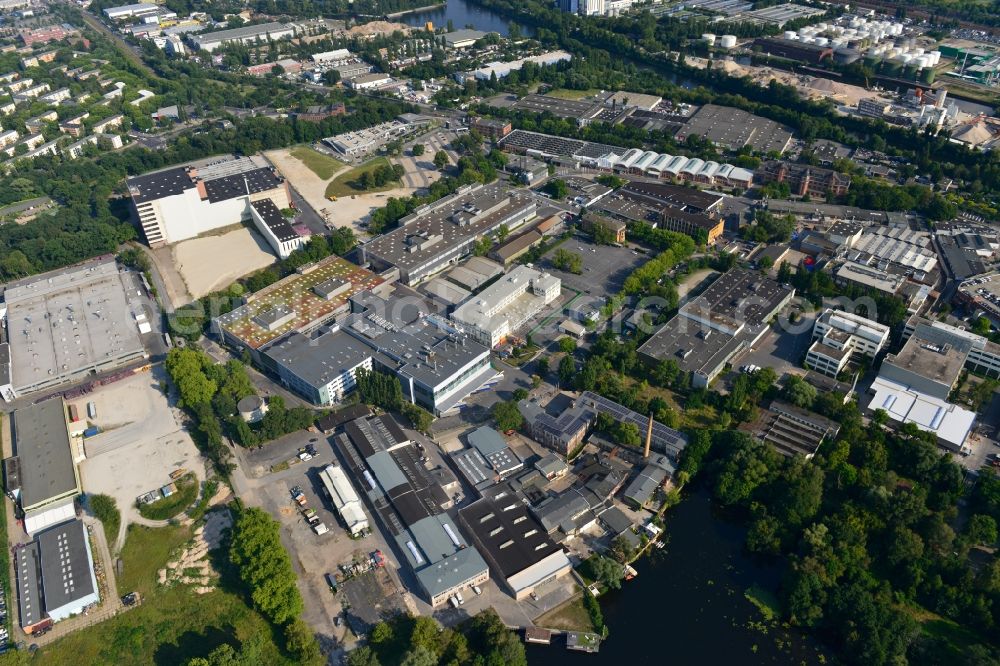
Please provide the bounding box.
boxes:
[454,51,571,84]
[102,2,159,19]
[126,155,291,247]
[263,289,496,415]
[15,519,99,633]
[321,115,428,157]
[319,464,369,536]
[188,22,294,52]
[212,254,388,357]
[622,454,674,509]
[674,104,793,154]
[867,320,987,451]
[754,37,834,63]
[638,269,794,388]
[756,161,852,197]
[360,183,537,285]
[660,207,724,244]
[4,397,80,535]
[451,426,523,491]
[458,493,572,600]
[805,309,890,377]
[248,198,307,259]
[744,400,840,458]
[0,257,148,400]
[334,415,489,606]
[450,265,561,347]
[443,29,491,49]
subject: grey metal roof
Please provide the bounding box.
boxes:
[467,426,507,457]
[15,542,42,628]
[37,519,96,614]
[413,543,488,598]
[191,21,290,45]
[13,397,78,510]
[365,450,408,492]
[623,464,667,506]
[251,198,298,242]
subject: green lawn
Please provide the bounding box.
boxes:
[137,474,200,521]
[546,88,600,100]
[290,146,345,180]
[36,520,300,666]
[325,157,398,198]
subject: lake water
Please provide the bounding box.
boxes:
[528,490,825,665]
[397,0,530,36]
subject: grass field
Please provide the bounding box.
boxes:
[37,521,298,666]
[290,146,345,180]
[546,88,600,100]
[325,157,398,198]
[137,474,200,521]
[534,594,598,632]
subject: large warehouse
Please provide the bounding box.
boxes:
[15,519,100,633]
[459,492,572,600]
[188,22,293,52]
[319,464,369,536]
[5,397,81,535]
[359,183,537,285]
[126,155,292,247]
[334,415,489,606]
[0,257,148,400]
[638,269,794,388]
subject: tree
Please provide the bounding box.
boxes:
[229,507,304,626]
[284,619,320,661]
[587,555,625,590]
[346,646,381,666]
[496,223,510,244]
[558,354,576,386]
[558,337,577,353]
[401,402,433,433]
[433,150,449,170]
[536,357,550,376]
[592,220,618,246]
[609,535,634,563]
[783,375,817,409]
[543,178,569,199]
[551,248,583,274]
[967,514,998,546]
[323,69,341,85]
[512,388,529,401]
[493,400,523,432]
[411,143,425,156]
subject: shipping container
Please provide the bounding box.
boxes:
[68,404,79,422]
[83,426,100,438]
[86,401,97,418]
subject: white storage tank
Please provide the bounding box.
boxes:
[915,55,931,69]
[930,51,941,64]
[783,30,798,40]
[719,35,737,49]
[815,37,829,47]
[914,47,924,55]
[702,33,716,45]
[802,37,815,44]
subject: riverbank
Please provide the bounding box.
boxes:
[527,489,825,665]
[386,2,445,18]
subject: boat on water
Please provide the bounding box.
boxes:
[624,564,638,580]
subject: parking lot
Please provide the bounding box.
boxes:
[78,369,206,544]
[240,427,423,648]
[731,303,818,382]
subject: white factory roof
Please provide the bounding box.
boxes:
[680,158,704,176]
[664,155,689,175]
[618,148,644,168]
[868,376,975,450]
[633,150,659,171]
[698,160,720,178]
[648,153,674,173]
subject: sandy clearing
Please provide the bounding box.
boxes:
[173,227,277,299]
[323,185,423,230]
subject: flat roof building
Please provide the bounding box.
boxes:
[675,104,793,155]
[459,494,572,600]
[8,397,80,535]
[1,257,148,400]
[189,22,293,52]
[126,155,291,247]
[806,309,890,378]
[249,198,306,259]
[444,29,491,49]
[451,265,560,347]
[638,269,794,388]
[264,289,495,415]
[452,426,523,491]
[361,183,537,286]
[15,519,99,632]
[212,254,387,354]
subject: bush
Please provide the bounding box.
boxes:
[90,494,121,545]
[137,474,200,520]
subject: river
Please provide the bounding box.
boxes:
[528,490,825,665]
[397,0,530,36]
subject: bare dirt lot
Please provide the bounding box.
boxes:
[172,226,277,299]
[266,147,347,219]
[77,369,207,550]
